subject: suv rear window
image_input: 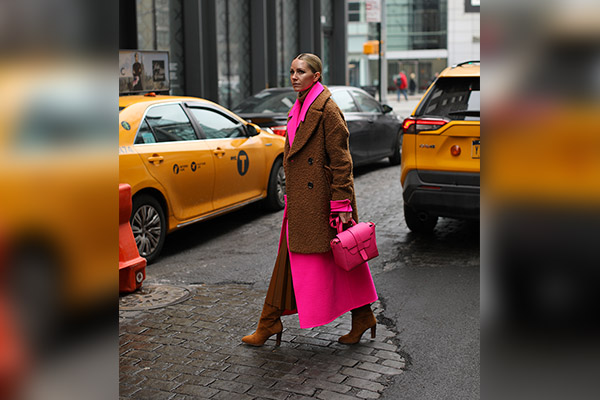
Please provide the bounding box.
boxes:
[416,77,480,121]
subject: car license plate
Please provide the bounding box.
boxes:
[471,139,480,159]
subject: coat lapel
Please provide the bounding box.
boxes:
[286,87,331,160]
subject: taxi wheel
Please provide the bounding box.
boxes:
[404,204,438,233]
[9,243,61,353]
[389,130,402,165]
[266,158,285,210]
[131,194,166,263]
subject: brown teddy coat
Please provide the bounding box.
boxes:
[284,85,358,253]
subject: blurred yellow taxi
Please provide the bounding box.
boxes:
[401,61,480,232]
[0,59,116,352]
[119,94,286,262]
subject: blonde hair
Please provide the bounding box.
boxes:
[294,53,323,82]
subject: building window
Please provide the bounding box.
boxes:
[348,1,360,22]
[386,0,447,51]
[277,0,299,88]
[216,0,252,109]
[465,0,480,13]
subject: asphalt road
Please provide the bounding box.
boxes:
[147,156,480,399]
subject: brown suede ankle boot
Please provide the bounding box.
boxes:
[242,303,283,346]
[338,304,377,344]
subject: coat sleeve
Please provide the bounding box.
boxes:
[323,102,355,202]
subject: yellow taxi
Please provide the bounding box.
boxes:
[400,61,480,232]
[0,60,116,352]
[119,94,286,262]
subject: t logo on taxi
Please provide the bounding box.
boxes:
[237,150,249,176]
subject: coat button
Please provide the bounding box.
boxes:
[308,157,313,165]
[307,182,313,189]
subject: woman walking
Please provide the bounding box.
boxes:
[242,53,378,347]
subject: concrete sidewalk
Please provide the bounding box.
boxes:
[120,283,406,399]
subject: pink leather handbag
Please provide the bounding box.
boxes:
[330,217,379,271]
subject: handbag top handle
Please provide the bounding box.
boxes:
[330,216,357,233]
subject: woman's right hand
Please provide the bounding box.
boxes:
[338,212,352,224]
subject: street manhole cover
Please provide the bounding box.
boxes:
[119,284,192,310]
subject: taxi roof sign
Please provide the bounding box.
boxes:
[119,50,170,95]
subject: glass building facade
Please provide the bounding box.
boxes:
[120,0,347,109]
[134,0,186,95]
[348,0,478,95]
[386,0,447,51]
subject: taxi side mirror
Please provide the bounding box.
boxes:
[245,123,261,137]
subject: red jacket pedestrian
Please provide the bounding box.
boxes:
[395,72,408,101]
[397,72,408,89]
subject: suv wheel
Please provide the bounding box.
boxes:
[389,131,402,165]
[404,204,438,233]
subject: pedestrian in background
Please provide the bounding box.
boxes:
[394,71,408,101]
[409,72,417,95]
[242,53,378,347]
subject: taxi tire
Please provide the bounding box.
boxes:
[9,242,61,353]
[131,194,166,264]
[404,204,438,233]
[389,131,402,166]
[265,158,285,211]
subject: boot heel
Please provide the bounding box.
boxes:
[370,325,376,339]
[275,332,282,346]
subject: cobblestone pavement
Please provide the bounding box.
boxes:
[120,284,405,399]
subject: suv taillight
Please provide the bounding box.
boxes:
[402,117,448,134]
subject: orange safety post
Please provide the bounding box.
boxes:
[119,184,146,293]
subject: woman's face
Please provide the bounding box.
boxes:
[290,59,320,92]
